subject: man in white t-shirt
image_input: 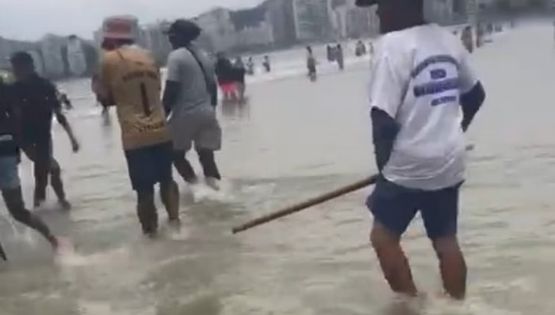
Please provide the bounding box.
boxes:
[356,0,485,299]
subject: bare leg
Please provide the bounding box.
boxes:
[2,187,57,249]
[433,236,467,300]
[50,158,70,210]
[160,180,180,224]
[370,221,418,296]
[23,143,52,208]
[136,190,158,236]
[197,149,221,180]
[173,150,198,184]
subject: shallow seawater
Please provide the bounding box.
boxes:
[0,22,554,314]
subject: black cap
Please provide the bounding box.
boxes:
[10,51,34,66]
[165,19,201,42]
[355,0,377,7]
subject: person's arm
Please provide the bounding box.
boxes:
[460,82,485,132]
[368,52,405,173]
[371,108,399,172]
[54,106,80,152]
[48,84,79,152]
[458,49,485,132]
[162,52,182,117]
[94,57,116,109]
[162,81,180,116]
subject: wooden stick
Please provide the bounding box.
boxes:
[0,241,7,261]
[232,174,379,234]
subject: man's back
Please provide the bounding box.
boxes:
[101,45,169,150]
[370,24,478,190]
[166,46,213,115]
[10,74,59,142]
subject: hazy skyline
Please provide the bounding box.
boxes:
[0,0,263,41]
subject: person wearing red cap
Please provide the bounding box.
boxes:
[94,16,180,236]
[357,0,485,299]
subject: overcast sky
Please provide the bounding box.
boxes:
[0,0,263,41]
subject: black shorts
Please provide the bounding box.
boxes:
[366,176,462,240]
[21,136,52,162]
[124,142,173,192]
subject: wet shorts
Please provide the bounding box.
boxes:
[0,156,21,190]
[367,176,462,240]
[169,107,222,152]
[220,82,237,94]
[124,142,173,192]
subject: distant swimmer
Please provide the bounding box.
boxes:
[164,19,223,190]
[10,52,79,210]
[233,57,247,102]
[95,16,180,236]
[355,40,367,57]
[326,44,335,62]
[246,57,255,75]
[306,46,317,82]
[263,55,271,73]
[356,0,485,299]
[336,44,344,70]
[0,75,58,250]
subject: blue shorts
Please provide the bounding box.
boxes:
[367,176,462,240]
[0,156,21,190]
[124,142,174,192]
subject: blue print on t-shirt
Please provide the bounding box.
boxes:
[430,68,447,80]
[413,78,460,97]
[411,55,459,78]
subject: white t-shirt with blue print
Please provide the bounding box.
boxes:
[368,24,478,191]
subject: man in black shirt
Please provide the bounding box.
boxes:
[0,79,58,250]
[10,52,79,209]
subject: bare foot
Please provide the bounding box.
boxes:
[59,200,72,211]
[205,178,221,191]
[48,235,60,252]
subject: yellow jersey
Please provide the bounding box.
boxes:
[99,46,170,150]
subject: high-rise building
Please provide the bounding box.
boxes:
[292,0,333,41]
[195,8,237,53]
[424,0,469,25]
[66,35,87,77]
[40,34,66,78]
[231,6,274,48]
[329,0,379,39]
[263,0,297,47]
[143,22,172,65]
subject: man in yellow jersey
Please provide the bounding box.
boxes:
[94,16,180,236]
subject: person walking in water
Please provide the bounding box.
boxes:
[246,57,255,75]
[357,0,485,299]
[94,16,180,236]
[306,46,317,82]
[336,43,344,70]
[263,55,271,72]
[163,19,222,190]
[233,57,247,102]
[215,52,238,103]
[0,78,58,250]
[10,52,79,210]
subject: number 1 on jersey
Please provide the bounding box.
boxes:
[139,83,152,117]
